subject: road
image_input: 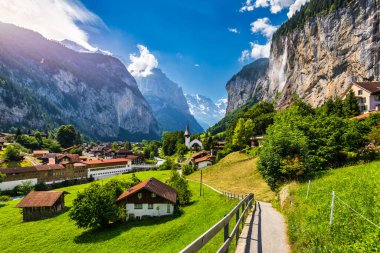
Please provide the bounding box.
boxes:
[24,155,40,166]
[235,201,290,253]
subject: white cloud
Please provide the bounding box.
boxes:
[194,64,200,67]
[228,28,239,33]
[0,0,103,51]
[287,0,310,18]
[127,45,158,78]
[240,0,294,14]
[239,42,271,62]
[250,18,278,39]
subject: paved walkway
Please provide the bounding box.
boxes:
[235,201,290,253]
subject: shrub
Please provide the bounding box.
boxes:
[16,181,34,195]
[182,165,194,176]
[0,195,12,202]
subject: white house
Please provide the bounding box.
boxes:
[184,123,203,150]
[116,177,177,221]
[349,81,380,113]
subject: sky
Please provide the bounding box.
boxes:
[0,0,308,101]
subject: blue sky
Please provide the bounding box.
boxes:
[0,0,306,101]
[79,0,297,101]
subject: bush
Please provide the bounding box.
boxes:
[16,181,34,195]
[34,182,48,191]
[0,195,12,202]
[4,144,21,161]
[182,165,194,176]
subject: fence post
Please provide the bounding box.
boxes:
[224,215,229,253]
[306,180,311,199]
[235,208,240,245]
[330,191,335,226]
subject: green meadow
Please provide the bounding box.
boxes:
[283,161,380,252]
[0,170,239,253]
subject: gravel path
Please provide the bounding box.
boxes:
[235,201,290,253]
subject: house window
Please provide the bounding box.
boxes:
[134,204,142,209]
[137,193,142,199]
[151,193,156,198]
[148,204,153,209]
[375,95,380,101]
[358,90,363,95]
[360,105,367,112]
[167,204,170,213]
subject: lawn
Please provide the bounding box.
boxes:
[283,161,380,252]
[0,150,34,168]
[0,170,239,253]
[188,152,275,202]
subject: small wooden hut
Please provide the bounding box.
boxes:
[16,191,65,221]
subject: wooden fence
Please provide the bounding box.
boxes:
[180,193,254,253]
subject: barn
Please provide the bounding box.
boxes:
[116,177,177,220]
[16,191,65,221]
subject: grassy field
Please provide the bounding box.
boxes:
[188,152,275,202]
[0,150,34,168]
[0,170,239,253]
[283,161,380,252]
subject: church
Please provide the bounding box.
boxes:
[184,124,203,150]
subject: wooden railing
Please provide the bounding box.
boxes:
[180,193,254,253]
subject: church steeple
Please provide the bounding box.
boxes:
[184,123,190,137]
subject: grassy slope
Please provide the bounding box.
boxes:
[283,161,380,252]
[0,170,238,253]
[0,150,34,168]
[188,152,275,202]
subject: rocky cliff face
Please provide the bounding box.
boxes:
[226,0,380,111]
[226,58,269,113]
[264,0,380,107]
[0,22,159,140]
[135,68,204,133]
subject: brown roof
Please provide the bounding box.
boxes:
[191,151,206,159]
[32,150,49,155]
[195,155,216,164]
[354,82,380,94]
[56,154,81,163]
[0,164,64,174]
[16,191,64,208]
[83,158,130,165]
[116,177,177,204]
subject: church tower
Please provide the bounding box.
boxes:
[184,123,191,148]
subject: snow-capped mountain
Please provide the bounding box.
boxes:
[185,94,227,130]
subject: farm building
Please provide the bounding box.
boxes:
[116,177,177,221]
[16,191,65,222]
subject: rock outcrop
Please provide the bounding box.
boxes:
[264,0,380,107]
[135,68,204,133]
[226,58,269,114]
[0,22,159,140]
[226,0,380,111]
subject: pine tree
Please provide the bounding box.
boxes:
[232,118,246,148]
[343,89,360,118]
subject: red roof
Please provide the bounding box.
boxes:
[352,111,380,120]
[195,155,216,164]
[16,191,64,208]
[83,158,130,165]
[116,177,177,204]
[191,151,206,159]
